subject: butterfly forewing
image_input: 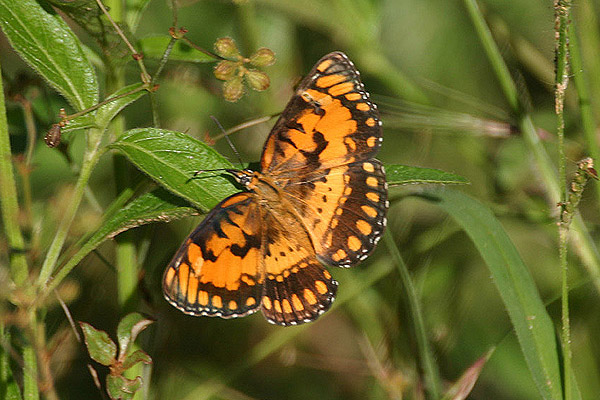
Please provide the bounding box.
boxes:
[260,52,382,177]
[163,193,263,318]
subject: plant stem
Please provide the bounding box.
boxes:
[384,231,442,400]
[235,0,259,55]
[23,323,39,400]
[463,0,600,293]
[31,315,59,400]
[37,132,104,287]
[104,3,144,398]
[576,0,600,117]
[554,1,572,398]
[0,57,29,286]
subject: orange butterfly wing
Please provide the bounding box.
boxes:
[164,52,385,326]
[163,193,263,318]
[259,201,337,325]
[261,52,382,176]
[283,160,387,267]
[260,52,388,268]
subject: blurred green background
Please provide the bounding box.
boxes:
[2,0,600,399]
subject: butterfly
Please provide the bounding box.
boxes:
[163,52,388,326]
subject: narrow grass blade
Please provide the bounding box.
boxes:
[63,83,147,135]
[442,347,494,400]
[384,230,442,398]
[422,188,562,400]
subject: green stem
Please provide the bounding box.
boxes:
[384,231,441,399]
[576,0,600,117]
[0,323,23,399]
[0,57,29,286]
[37,133,104,287]
[462,0,600,292]
[22,334,39,400]
[43,185,139,296]
[105,4,144,396]
[555,1,572,398]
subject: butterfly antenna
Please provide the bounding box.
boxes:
[193,168,230,177]
[210,115,245,168]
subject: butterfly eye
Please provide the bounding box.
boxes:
[227,169,254,187]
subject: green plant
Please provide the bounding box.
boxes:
[0,1,598,399]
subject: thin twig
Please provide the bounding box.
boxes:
[554,1,572,398]
[94,0,151,82]
[171,0,178,28]
[63,84,149,122]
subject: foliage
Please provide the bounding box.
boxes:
[0,0,599,399]
[80,313,153,399]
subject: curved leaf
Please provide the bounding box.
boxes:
[422,188,562,400]
[79,322,117,367]
[110,128,238,211]
[107,375,141,400]
[121,350,152,371]
[0,0,99,110]
[116,313,153,357]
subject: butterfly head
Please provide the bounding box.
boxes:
[227,168,256,188]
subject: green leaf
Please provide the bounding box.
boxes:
[138,36,218,63]
[423,188,562,400]
[116,313,153,358]
[110,128,238,211]
[0,327,23,400]
[386,164,469,186]
[47,187,197,293]
[106,375,142,400]
[121,350,152,371]
[59,115,96,135]
[0,0,99,110]
[63,83,147,135]
[79,322,117,367]
[95,187,197,241]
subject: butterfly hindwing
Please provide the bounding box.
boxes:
[260,52,382,176]
[163,193,263,318]
[283,159,388,267]
[259,203,338,325]
[262,257,338,326]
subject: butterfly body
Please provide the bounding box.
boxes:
[163,52,388,326]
